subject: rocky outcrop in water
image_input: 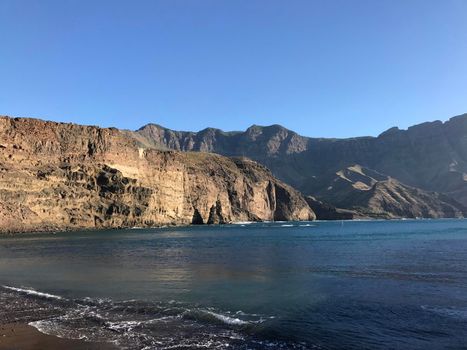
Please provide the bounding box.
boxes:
[0,116,314,233]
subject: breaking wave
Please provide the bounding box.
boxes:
[2,285,64,300]
[1,285,308,349]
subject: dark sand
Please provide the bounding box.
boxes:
[0,323,116,350]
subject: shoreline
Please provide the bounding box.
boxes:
[0,323,116,350]
[0,223,187,236]
[1,217,465,236]
[0,219,280,235]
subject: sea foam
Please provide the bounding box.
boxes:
[2,285,64,300]
[202,310,249,325]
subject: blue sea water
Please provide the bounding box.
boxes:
[1,220,467,349]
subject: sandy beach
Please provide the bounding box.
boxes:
[0,323,115,350]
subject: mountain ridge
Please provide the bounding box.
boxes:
[137,113,467,143]
[2,113,466,222]
[134,113,467,214]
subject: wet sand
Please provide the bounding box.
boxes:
[0,323,116,350]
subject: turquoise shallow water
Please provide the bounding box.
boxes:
[1,220,467,349]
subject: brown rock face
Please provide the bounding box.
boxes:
[0,116,315,233]
[310,165,466,219]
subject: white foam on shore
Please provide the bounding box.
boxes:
[2,285,64,300]
[29,319,89,341]
[28,320,61,337]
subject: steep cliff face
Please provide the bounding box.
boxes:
[0,116,314,233]
[135,114,467,209]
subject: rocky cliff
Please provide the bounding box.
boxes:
[135,113,467,217]
[0,116,314,233]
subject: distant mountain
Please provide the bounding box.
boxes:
[134,113,467,218]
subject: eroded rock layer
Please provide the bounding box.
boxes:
[0,116,314,233]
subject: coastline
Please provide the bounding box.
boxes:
[0,219,312,235]
[1,217,466,236]
[0,223,185,236]
[0,323,116,350]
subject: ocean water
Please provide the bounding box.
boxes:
[1,220,467,349]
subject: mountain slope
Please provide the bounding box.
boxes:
[304,196,363,220]
[358,180,466,219]
[135,114,467,208]
[0,116,314,233]
[312,165,466,219]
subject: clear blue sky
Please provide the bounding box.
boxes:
[0,0,466,138]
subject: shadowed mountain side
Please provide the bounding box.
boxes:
[135,114,467,208]
[304,196,364,220]
[0,116,314,233]
[310,165,466,219]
